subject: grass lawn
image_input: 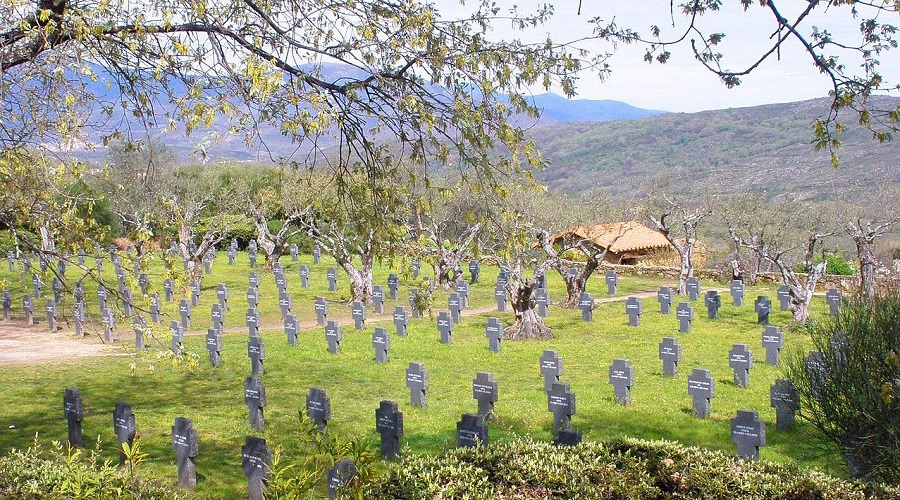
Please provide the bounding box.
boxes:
[0,251,834,497]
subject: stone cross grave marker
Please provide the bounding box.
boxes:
[406,362,428,408]
[327,267,338,291]
[216,283,228,311]
[448,293,462,324]
[179,299,191,329]
[241,436,271,500]
[730,279,745,306]
[676,302,693,333]
[687,368,715,419]
[63,388,84,448]
[189,280,201,307]
[246,308,260,338]
[469,260,480,283]
[401,288,415,319]
[172,417,199,489]
[278,291,292,321]
[372,327,390,363]
[74,299,85,336]
[625,297,642,327]
[437,311,453,344]
[113,403,136,466]
[32,274,42,299]
[536,273,546,290]
[23,294,34,325]
[754,296,771,325]
[761,326,784,365]
[290,243,298,261]
[457,413,488,448]
[325,320,342,354]
[24,254,32,272]
[210,304,223,333]
[686,277,701,300]
[244,376,266,430]
[608,358,635,406]
[393,306,408,336]
[548,382,576,438]
[456,280,469,309]
[97,284,108,309]
[6,251,12,271]
[206,328,222,367]
[605,270,618,295]
[170,320,184,356]
[770,378,800,430]
[536,287,549,317]
[231,238,238,251]
[411,260,421,278]
[826,288,842,317]
[705,291,721,320]
[387,273,399,299]
[132,316,146,350]
[299,265,310,288]
[540,350,563,393]
[284,314,298,345]
[473,372,498,418]
[375,400,403,460]
[554,429,583,447]
[497,269,509,287]
[494,284,507,312]
[52,277,63,304]
[729,344,753,388]
[274,271,286,294]
[351,301,366,330]
[805,350,828,400]
[777,285,791,311]
[102,307,115,343]
[372,285,385,314]
[658,337,682,377]
[327,459,357,499]
[306,387,331,432]
[227,247,235,265]
[313,244,321,264]
[485,317,502,353]
[2,290,10,320]
[730,410,766,461]
[139,273,149,295]
[248,336,265,376]
[248,272,259,288]
[46,299,57,331]
[248,250,257,269]
[579,292,594,322]
[315,297,328,326]
[246,286,259,309]
[163,279,174,301]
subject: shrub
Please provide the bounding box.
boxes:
[785,290,900,484]
[365,438,900,498]
[0,438,192,499]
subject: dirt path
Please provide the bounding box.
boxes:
[0,289,672,367]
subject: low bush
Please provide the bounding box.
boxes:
[0,438,192,499]
[365,438,900,499]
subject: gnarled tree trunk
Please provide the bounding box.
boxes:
[503,263,552,340]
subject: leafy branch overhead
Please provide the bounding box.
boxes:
[1,0,584,185]
[588,0,900,165]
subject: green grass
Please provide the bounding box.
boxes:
[0,252,834,497]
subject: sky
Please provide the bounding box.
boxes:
[438,0,900,113]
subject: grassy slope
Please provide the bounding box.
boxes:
[0,252,833,497]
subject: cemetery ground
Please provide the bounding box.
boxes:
[0,252,838,497]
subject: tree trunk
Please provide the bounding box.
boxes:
[788,262,824,323]
[560,258,598,308]
[855,239,877,300]
[678,246,693,295]
[341,253,374,305]
[433,250,464,289]
[504,276,552,340]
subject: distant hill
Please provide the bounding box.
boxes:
[531,97,900,201]
[526,93,664,122]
